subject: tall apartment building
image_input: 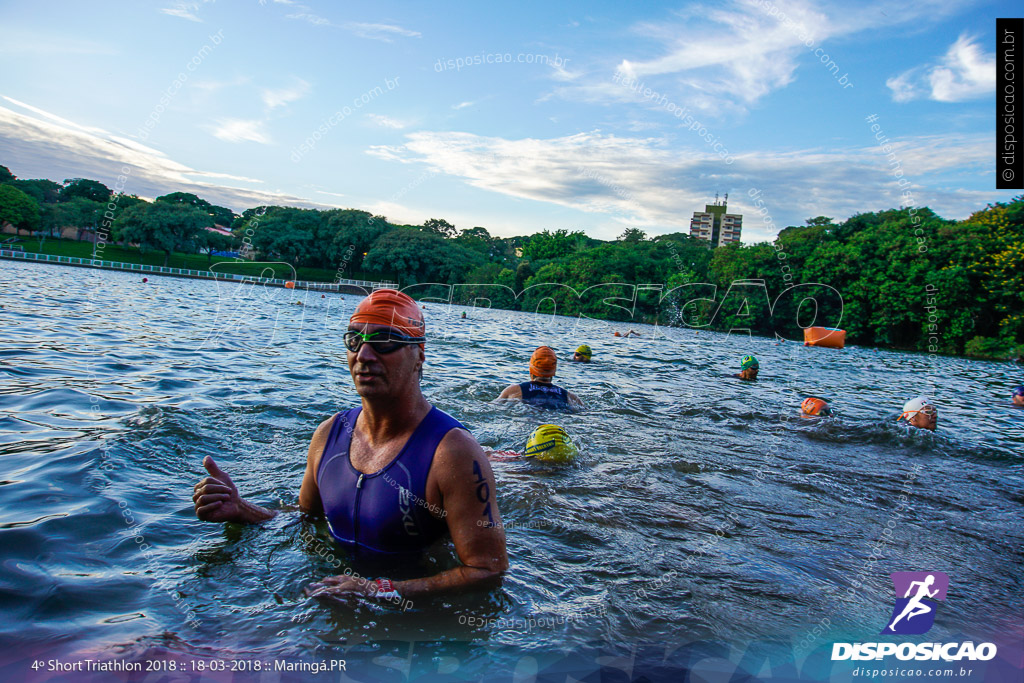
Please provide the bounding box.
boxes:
[689,194,742,246]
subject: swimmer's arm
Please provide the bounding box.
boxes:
[567,390,584,410]
[193,456,276,524]
[392,430,508,598]
[297,416,332,516]
[495,384,522,401]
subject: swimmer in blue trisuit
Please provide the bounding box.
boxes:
[1012,386,1024,407]
[496,346,584,410]
[192,289,508,603]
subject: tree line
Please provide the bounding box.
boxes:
[1,164,1020,358]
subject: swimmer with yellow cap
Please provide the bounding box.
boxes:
[484,424,579,464]
[898,396,937,431]
[572,345,592,362]
[800,396,832,417]
[525,425,578,463]
[497,346,584,410]
[735,355,759,381]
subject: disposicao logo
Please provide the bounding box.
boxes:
[882,571,948,635]
[831,571,997,662]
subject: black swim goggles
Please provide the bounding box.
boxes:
[343,329,426,354]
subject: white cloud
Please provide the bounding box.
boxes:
[160,1,204,22]
[452,101,476,110]
[366,114,408,129]
[886,34,995,103]
[280,5,420,41]
[558,0,974,115]
[207,119,271,144]
[365,128,1009,241]
[0,102,321,212]
[345,22,421,42]
[261,78,311,109]
[286,11,331,26]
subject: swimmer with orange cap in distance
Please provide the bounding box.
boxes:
[497,346,584,411]
[192,288,507,603]
[800,396,832,417]
[898,396,938,431]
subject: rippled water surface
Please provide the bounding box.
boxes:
[1,260,1022,678]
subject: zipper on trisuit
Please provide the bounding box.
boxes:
[353,474,365,545]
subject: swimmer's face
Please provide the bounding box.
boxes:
[907,405,937,431]
[573,352,590,362]
[740,367,758,380]
[1013,393,1024,407]
[347,324,424,398]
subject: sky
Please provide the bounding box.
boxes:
[0,0,1017,243]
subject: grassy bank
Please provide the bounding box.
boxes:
[5,237,375,282]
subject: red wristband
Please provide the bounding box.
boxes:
[374,578,401,600]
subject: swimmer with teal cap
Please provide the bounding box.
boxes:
[735,355,759,381]
[1012,386,1024,407]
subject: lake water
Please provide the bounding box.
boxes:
[1,259,1021,682]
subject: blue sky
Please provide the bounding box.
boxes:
[0,0,1016,242]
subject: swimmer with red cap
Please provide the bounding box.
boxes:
[192,288,507,603]
[496,346,584,411]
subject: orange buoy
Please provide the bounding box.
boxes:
[285,281,295,289]
[803,326,845,349]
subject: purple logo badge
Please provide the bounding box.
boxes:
[881,572,949,635]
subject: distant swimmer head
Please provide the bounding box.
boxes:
[801,396,832,417]
[739,355,759,380]
[530,346,558,379]
[349,289,426,342]
[524,424,578,463]
[899,396,937,431]
[1013,386,1024,407]
[573,345,592,362]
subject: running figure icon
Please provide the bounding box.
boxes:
[882,571,949,635]
[887,575,938,631]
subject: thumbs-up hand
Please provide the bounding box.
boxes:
[192,456,244,522]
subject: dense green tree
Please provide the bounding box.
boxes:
[0,165,14,184]
[54,197,105,241]
[422,217,456,239]
[0,185,41,235]
[618,227,647,243]
[9,179,62,204]
[112,202,210,266]
[522,228,588,261]
[60,178,112,204]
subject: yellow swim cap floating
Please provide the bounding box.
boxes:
[524,424,578,463]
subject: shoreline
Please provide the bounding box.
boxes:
[0,248,392,294]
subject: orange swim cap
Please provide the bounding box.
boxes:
[529,346,557,378]
[801,397,831,416]
[349,289,425,338]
